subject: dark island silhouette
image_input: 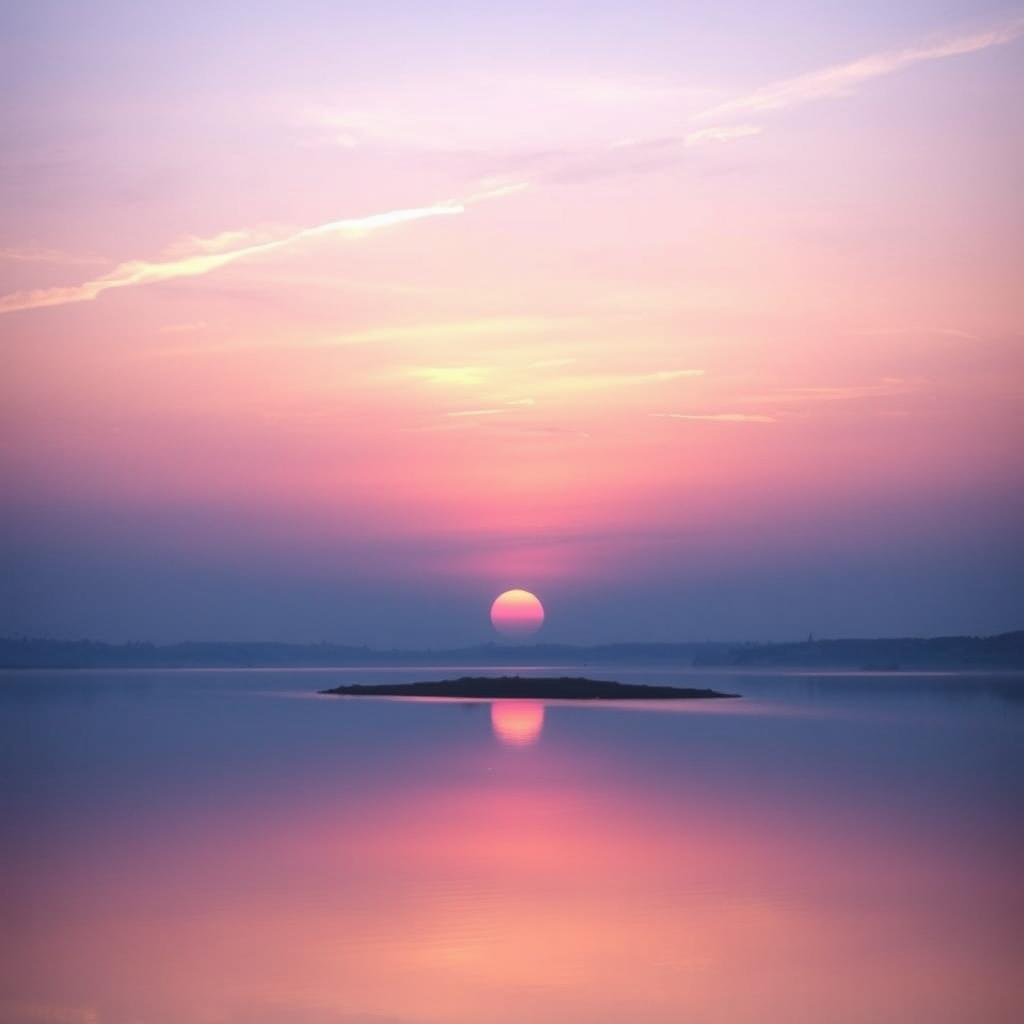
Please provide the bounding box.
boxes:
[320,675,737,700]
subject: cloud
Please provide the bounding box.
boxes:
[0,244,106,266]
[329,316,580,347]
[564,368,705,391]
[461,179,530,204]
[640,369,705,381]
[753,379,912,403]
[695,18,1024,121]
[446,408,508,417]
[407,366,490,386]
[684,124,763,145]
[295,74,717,151]
[308,16,1022,196]
[6,18,1017,319]
[162,227,285,257]
[0,202,465,316]
[505,16,1024,185]
[650,412,776,423]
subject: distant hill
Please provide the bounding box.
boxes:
[693,631,1024,670]
[1,632,1021,670]
[0,637,725,669]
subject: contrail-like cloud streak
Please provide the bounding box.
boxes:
[696,18,1024,121]
[0,201,464,315]
[524,17,1022,186]
[3,18,1019,317]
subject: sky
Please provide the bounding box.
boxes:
[1,1,1022,646]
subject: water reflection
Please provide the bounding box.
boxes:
[1,669,1021,1024]
[490,700,545,746]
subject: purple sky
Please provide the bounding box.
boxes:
[2,1,1022,644]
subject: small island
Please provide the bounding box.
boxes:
[320,675,738,700]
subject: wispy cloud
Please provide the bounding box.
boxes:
[517,16,1024,184]
[282,17,1022,202]
[641,369,705,382]
[461,179,531,205]
[753,379,911,403]
[295,73,717,150]
[696,18,1024,121]
[444,397,537,418]
[330,316,579,347]
[407,365,490,386]
[564,368,705,391]
[650,412,776,423]
[161,227,285,258]
[0,202,465,316]
[684,124,763,145]
[0,244,106,266]
[6,18,1017,320]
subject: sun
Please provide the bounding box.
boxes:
[490,589,545,639]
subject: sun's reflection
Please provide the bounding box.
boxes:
[6,692,1021,1024]
[490,700,545,746]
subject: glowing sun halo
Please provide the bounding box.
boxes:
[490,589,545,638]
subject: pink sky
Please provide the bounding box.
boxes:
[1,2,1022,644]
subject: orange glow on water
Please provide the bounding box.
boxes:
[6,742,1019,1024]
[490,700,545,746]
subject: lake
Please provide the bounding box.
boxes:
[1,667,1021,1023]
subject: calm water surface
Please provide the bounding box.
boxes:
[1,667,1022,1023]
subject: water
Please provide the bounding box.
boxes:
[1,667,1021,1023]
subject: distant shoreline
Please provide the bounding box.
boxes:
[320,675,738,700]
[1,631,1021,671]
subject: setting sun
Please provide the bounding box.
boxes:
[1,5,1021,1023]
[490,590,545,638]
